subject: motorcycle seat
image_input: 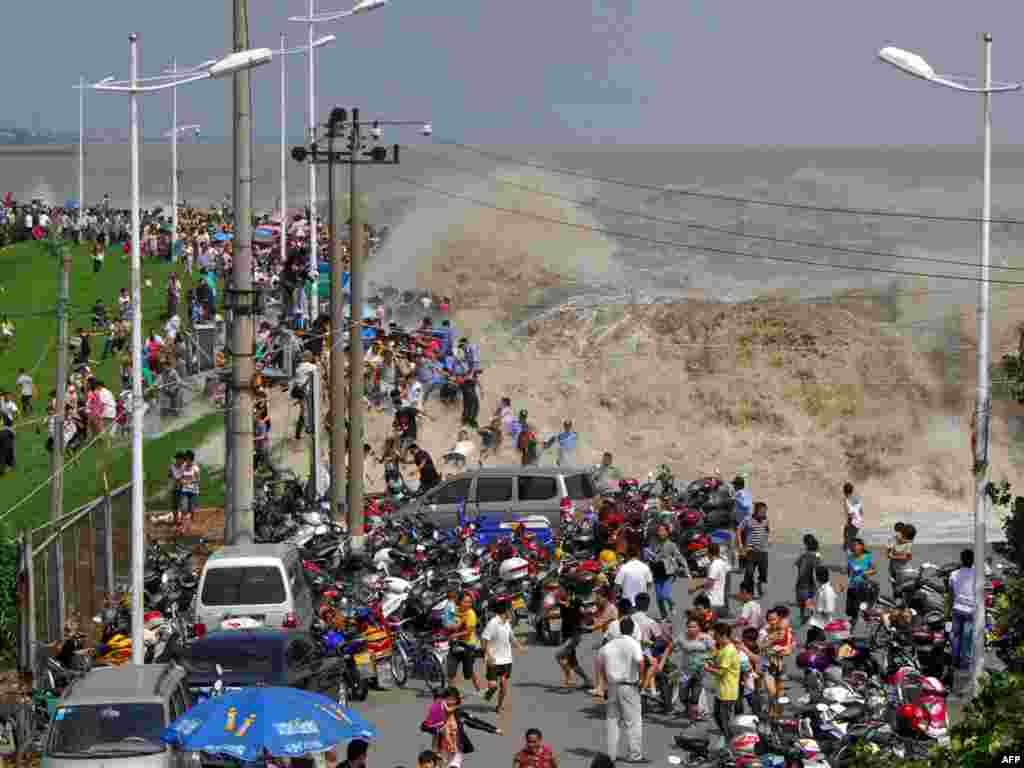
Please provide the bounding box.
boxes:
[673,736,709,755]
[834,704,866,723]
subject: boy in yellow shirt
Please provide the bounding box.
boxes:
[704,623,740,752]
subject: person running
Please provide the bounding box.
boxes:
[512,728,559,768]
[599,616,648,764]
[481,602,525,715]
[448,592,484,695]
[648,523,687,620]
[554,582,590,690]
[421,687,502,768]
[794,534,821,626]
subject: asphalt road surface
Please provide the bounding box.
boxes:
[343,536,994,767]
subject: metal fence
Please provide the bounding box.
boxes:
[16,483,133,672]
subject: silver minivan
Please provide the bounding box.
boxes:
[194,543,315,635]
[43,665,191,768]
[413,465,597,529]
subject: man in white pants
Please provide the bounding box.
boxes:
[598,616,649,764]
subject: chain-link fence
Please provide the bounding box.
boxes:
[16,483,132,672]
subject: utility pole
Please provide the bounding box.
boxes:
[346,109,366,551]
[291,108,420,549]
[78,75,85,221]
[170,57,178,260]
[227,0,256,544]
[971,32,994,700]
[46,240,70,641]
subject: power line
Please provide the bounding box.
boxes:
[406,145,1024,274]
[391,176,1024,287]
[440,140,1024,227]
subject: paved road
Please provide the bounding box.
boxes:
[343,538,990,767]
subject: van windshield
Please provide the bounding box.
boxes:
[48,703,166,757]
[201,565,286,606]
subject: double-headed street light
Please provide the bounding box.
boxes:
[162,123,201,214]
[162,59,216,258]
[879,35,1021,699]
[287,0,390,325]
[89,35,272,665]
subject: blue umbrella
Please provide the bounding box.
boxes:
[213,232,233,242]
[64,200,80,210]
[161,687,377,761]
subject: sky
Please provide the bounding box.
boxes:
[8,1,1024,146]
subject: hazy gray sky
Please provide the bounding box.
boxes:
[8,1,1024,145]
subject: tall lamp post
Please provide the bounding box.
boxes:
[292,108,428,551]
[162,59,216,257]
[163,123,201,216]
[88,37,272,664]
[275,32,336,318]
[286,0,389,325]
[879,36,1022,698]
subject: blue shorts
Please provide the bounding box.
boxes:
[655,578,674,601]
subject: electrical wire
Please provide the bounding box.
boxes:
[439,140,1024,227]
[391,175,1024,287]
[405,145,1024,274]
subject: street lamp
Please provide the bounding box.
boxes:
[89,34,272,665]
[162,59,216,259]
[276,32,336,321]
[879,35,1021,699]
[287,0,389,325]
[162,123,201,213]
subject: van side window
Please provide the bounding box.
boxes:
[475,476,513,503]
[518,475,557,501]
[565,473,596,500]
[433,478,471,505]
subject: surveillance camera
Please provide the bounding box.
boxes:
[420,123,432,137]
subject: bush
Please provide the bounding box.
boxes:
[0,541,19,667]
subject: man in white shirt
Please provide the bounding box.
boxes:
[481,601,525,714]
[598,616,647,764]
[292,352,319,440]
[616,551,654,606]
[806,565,837,644]
[689,543,730,618]
[97,382,117,433]
[734,587,764,632]
[14,368,34,415]
[606,598,643,642]
[949,549,976,687]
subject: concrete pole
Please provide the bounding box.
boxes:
[971,31,993,700]
[47,244,70,642]
[329,121,345,523]
[280,33,288,274]
[128,31,145,666]
[78,76,85,220]
[307,0,319,321]
[230,0,256,544]
[171,58,178,261]
[346,108,366,552]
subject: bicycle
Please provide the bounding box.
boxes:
[389,619,447,693]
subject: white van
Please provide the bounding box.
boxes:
[193,543,315,636]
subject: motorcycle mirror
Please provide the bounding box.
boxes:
[777,697,790,705]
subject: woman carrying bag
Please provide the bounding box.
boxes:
[421,687,502,768]
[648,522,688,620]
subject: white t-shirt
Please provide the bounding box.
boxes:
[950,567,975,614]
[845,495,864,528]
[808,583,837,629]
[98,388,117,420]
[616,559,654,604]
[293,361,318,388]
[706,557,729,608]
[481,616,514,665]
[15,374,32,396]
[606,616,643,642]
[737,600,764,631]
[599,635,644,685]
